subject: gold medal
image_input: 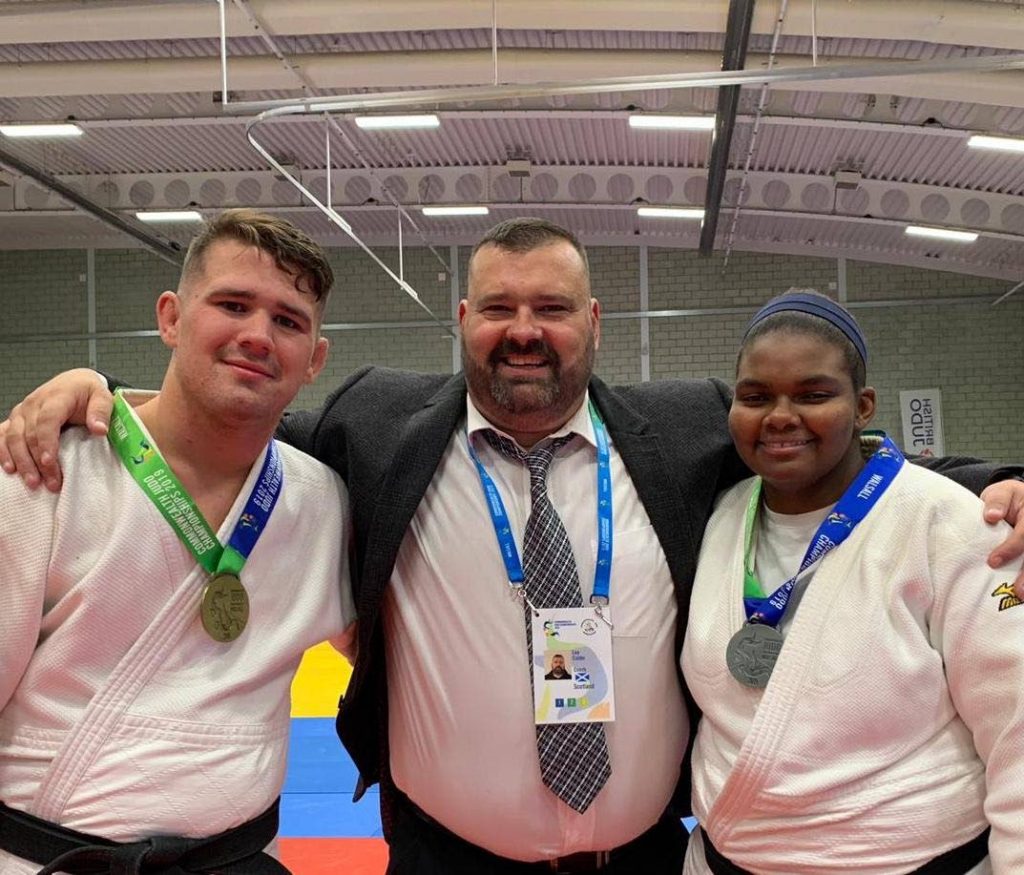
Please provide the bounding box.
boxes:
[200,573,249,642]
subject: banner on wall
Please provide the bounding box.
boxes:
[899,389,945,457]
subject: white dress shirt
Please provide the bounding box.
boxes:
[384,392,686,861]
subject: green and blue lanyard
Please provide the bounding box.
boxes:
[742,436,905,626]
[107,390,283,582]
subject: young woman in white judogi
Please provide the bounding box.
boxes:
[682,292,1024,874]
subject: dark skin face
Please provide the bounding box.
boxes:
[729,330,876,514]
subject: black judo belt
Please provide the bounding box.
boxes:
[0,798,290,874]
[700,825,991,875]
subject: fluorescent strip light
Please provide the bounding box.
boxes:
[629,115,715,131]
[354,114,440,130]
[136,211,204,223]
[637,207,705,219]
[967,134,1024,154]
[905,225,978,243]
[421,206,490,216]
[0,123,83,138]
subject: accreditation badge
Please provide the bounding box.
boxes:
[532,607,615,725]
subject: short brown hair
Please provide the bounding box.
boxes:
[469,217,590,281]
[181,209,333,308]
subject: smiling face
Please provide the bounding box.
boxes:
[458,240,600,446]
[729,329,876,514]
[158,238,328,427]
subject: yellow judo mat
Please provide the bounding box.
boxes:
[289,641,352,718]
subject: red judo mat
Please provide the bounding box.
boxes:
[280,838,388,874]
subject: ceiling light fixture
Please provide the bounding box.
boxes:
[421,206,490,216]
[354,114,441,130]
[905,225,978,243]
[136,210,204,223]
[833,169,862,190]
[967,134,1024,154]
[628,115,715,131]
[637,207,705,219]
[0,123,83,138]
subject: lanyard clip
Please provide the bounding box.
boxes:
[513,583,541,617]
[592,601,614,630]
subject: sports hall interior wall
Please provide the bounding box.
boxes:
[1,244,1020,462]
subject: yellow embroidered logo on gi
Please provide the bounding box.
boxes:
[991,582,1022,612]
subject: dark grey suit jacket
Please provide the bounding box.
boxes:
[279,366,750,804]
[277,365,1002,816]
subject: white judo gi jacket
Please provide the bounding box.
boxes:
[682,463,1024,874]
[0,426,354,874]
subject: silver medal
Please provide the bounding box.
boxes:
[726,623,784,688]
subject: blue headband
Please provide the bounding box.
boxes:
[744,292,868,365]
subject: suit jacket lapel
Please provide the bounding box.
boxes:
[589,378,695,582]
[360,374,467,620]
[361,375,695,638]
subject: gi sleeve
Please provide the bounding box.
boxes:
[928,504,1024,871]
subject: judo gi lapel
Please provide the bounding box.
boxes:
[29,448,283,821]
[30,563,211,821]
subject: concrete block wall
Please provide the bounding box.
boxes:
[648,250,840,311]
[1,244,1021,462]
[588,247,642,385]
[845,260,1018,462]
[95,250,180,332]
[0,250,91,412]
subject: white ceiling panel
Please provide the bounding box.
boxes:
[0,0,1021,283]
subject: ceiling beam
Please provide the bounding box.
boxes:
[700,0,755,255]
[3,0,1023,51]
[2,210,1019,282]
[5,49,1024,110]
[0,109,998,142]
[6,197,1023,241]
[7,165,1024,243]
[0,145,184,264]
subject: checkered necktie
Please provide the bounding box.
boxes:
[485,430,612,813]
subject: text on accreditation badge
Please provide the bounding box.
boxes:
[532,607,615,725]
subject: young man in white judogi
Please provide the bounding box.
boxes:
[0,211,355,874]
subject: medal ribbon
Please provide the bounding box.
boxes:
[107,390,283,578]
[742,435,904,627]
[469,400,614,604]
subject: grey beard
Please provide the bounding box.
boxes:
[461,335,595,419]
[487,371,562,413]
